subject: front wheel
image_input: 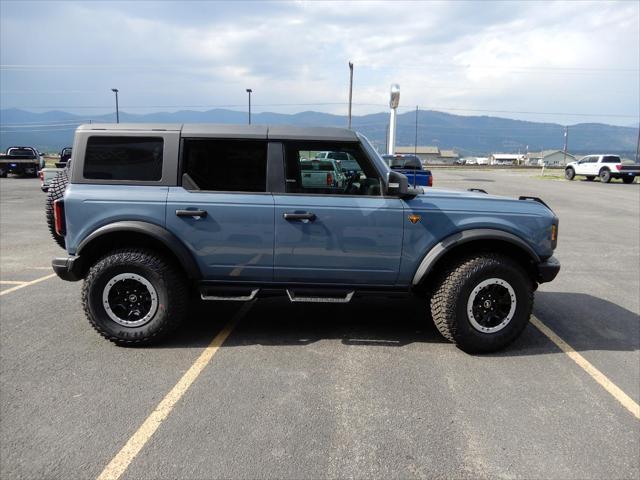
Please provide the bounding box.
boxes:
[430,254,534,353]
[564,168,575,180]
[82,248,188,346]
[599,169,611,183]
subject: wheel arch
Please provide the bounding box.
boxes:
[412,229,540,289]
[76,221,201,280]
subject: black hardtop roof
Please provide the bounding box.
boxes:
[77,123,359,142]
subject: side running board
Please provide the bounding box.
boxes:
[201,288,259,301]
[286,289,354,303]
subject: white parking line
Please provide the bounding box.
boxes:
[0,281,27,285]
[531,315,640,420]
[96,301,253,480]
[0,273,56,296]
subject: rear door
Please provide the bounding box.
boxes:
[273,141,404,286]
[165,138,274,281]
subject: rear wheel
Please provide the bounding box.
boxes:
[0,168,7,178]
[82,248,188,346]
[45,169,69,249]
[430,254,534,353]
[622,176,635,184]
[564,168,575,180]
[585,176,595,181]
[599,168,611,183]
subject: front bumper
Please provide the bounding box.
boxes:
[52,256,84,282]
[536,256,560,283]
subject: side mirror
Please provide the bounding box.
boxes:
[386,170,413,198]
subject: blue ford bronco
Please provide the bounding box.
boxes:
[48,123,560,352]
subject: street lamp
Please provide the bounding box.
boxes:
[111,88,119,123]
[387,84,400,155]
[246,88,252,125]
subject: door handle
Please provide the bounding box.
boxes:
[176,209,208,218]
[283,212,316,222]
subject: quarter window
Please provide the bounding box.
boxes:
[182,139,267,192]
[84,136,163,181]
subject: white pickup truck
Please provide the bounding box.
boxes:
[565,154,639,183]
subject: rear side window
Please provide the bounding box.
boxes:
[182,139,267,192]
[602,156,621,163]
[84,136,163,181]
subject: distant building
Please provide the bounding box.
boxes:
[395,146,459,165]
[525,150,575,166]
[489,153,524,165]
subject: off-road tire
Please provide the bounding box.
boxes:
[622,176,635,184]
[585,176,595,181]
[564,168,575,180]
[45,169,69,249]
[82,248,188,346]
[430,254,534,353]
[599,168,611,183]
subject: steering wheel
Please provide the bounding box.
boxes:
[344,172,358,194]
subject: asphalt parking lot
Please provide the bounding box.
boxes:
[1,170,638,479]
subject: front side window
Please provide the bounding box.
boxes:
[182,139,267,192]
[284,143,381,196]
[84,136,163,181]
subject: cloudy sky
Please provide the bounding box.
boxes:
[1,0,638,126]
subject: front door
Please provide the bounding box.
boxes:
[166,138,274,281]
[273,141,404,285]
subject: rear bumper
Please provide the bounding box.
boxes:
[52,256,84,282]
[536,256,560,283]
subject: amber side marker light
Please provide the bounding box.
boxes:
[551,224,558,242]
[408,214,421,224]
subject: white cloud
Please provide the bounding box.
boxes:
[1,0,638,125]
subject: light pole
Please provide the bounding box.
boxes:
[387,84,400,155]
[414,105,418,155]
[246,88,252,125]
[111,88,119,123]
[348,62,354,129]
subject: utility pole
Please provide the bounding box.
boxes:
[246,89,252,125]
[636,125,639,163]
[348,62,354,129]
[414,105,418,155]
[111,88,119,123]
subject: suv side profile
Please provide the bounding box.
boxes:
[51,124,560,353]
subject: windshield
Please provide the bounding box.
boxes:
[357,133,390,174]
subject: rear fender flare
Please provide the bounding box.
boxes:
[77,221,201,279]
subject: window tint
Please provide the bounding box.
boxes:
[182,139,267,192]
[285,144,381,196]
[602,156,621,163]
[84,136,163,181]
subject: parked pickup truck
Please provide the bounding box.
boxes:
[49,123,559,353]
[39,147,72,191]
[0,146,44,177]
[565,154,639,183]
[382,154,433,187]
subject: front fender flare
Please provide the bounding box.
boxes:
[412,228,540,286]
[77,220,201,279]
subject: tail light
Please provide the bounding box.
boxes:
[615,164,622,171]
[428,175,433,187]
[39,170,44,185]
[326,173,334,186]
[54,200,66,236]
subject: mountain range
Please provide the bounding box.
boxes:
[1,107,637,156]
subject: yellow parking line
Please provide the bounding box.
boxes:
[531,315,640,420]
[0,273,56,296]
[96,302,252,480]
